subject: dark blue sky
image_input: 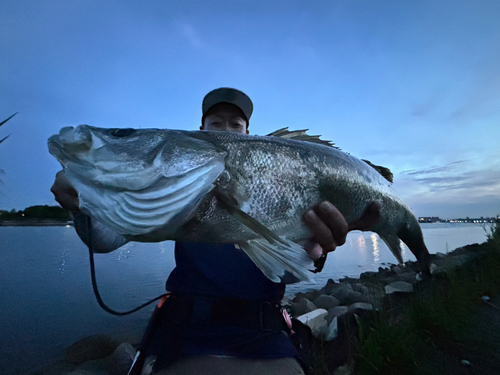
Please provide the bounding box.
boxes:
[1,0,499,218]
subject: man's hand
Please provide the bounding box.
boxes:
[50,170,80,211]
[302,201,382,261]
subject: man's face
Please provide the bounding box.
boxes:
[200,103,249,134]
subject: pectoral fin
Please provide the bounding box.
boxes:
[216,193,315,283]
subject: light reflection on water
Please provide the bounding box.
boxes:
[371,233,379,262]
[58,252,68,274]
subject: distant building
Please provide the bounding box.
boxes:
[418,217,442,223]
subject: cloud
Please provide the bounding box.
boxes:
[175,22,203,49]
[395,156,500,218]
[411,97,439,118]
[401,160,467,176]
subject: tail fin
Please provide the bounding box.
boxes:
[397,225,432,275]
[379,233,404,264]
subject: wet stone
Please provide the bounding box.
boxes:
[290,298,317,316]
[385,281,413,294]
[348,302,373,313]
[65,334,116,365]
[327,306,349,324]
[313,294,340,310]
[352,283,369,296]
[108,342,136,375]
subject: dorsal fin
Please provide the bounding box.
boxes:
[267,127,338,148]
[362,159,393,183]
[266,128,392,182]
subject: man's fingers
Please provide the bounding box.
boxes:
[303,201,348,253]
[302,240,324,260]
[51,171,80,211]
[303,210,336,252]
[314,201,348,248]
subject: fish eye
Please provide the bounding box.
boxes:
[110,128,135,137]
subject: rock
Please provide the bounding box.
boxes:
[108,342,136,375]
[290,298,317,316]
[319,278,338,295]
[391,264,402,274]
[65,334,116,364]
[338,290,370,305]
[435,252,447,259]
[294,289,320,302]
[334,363,354,375]
[66,368,108,375]
[330,284,353,303]
[29,360,75,375]
[352,283,369,295]
[348,302,373,312]
[324,316,338,341]
[297,308,328,338]
[313,294,339,310]
[430,263,446,275]
[394,271,417,284]
[327,306,349,323]
[385,281,413,294]
[453,254,473,266]
[360,271,378,280]
[72,358,108,374]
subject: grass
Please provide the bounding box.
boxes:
[309,219,500,375]
[0,113,16,182]
[0,112,16,145]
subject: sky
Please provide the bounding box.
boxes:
[0,0,499,219]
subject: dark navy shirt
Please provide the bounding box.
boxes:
[162,242,298,360]
[166,242,286,301]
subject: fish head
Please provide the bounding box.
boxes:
[48,125,225,190]
[48,125,227,237]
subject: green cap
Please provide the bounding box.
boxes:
[202,87,253,121]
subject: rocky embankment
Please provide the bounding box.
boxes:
[30,244,486,375]
[286,244,484,341]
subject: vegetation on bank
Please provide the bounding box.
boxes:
[310,219,500,375]
[1,113,17,181]
[0,205,71,222]
[0,113,16,145]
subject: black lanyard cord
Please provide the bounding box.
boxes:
[86,215,164,316]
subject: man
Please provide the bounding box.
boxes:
[52,88,379,374]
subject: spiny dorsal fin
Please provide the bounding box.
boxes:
[362,159,393,183]
[267,127,338,148]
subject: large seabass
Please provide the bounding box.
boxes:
[48,125,431,282]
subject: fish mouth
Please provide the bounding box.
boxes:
[47,130,94,167]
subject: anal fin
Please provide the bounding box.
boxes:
[239,239,315,283]
[216,192,315,283]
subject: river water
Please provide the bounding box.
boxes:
[0,223,489,374]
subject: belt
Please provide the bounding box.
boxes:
[164,294,289,332]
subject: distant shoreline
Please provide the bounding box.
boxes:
[0,220,74,227]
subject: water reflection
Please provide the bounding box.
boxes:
[400,240,407,258]
[357,235,366,251]
[157,241,170,254]
[116,248,131,261]
[371,233,380,262]
[58,252,68,274]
